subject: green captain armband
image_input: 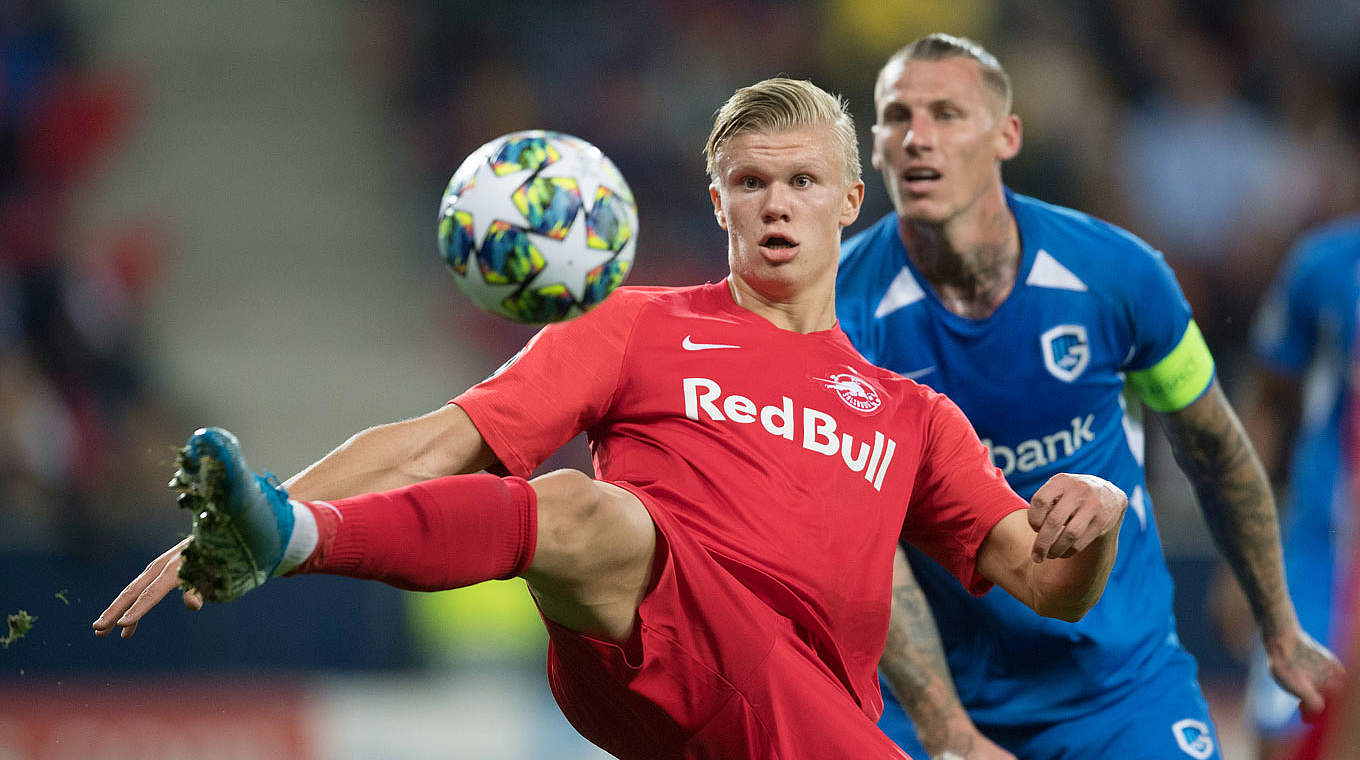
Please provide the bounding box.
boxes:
[1126,320,1215,412]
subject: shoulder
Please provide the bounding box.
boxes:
[591,284,704,318]
[1012,191,1163,265]
[871,371,972,441]
[1011,190,1177,299]
[1283,215,1360,281]
[547,285,692,343]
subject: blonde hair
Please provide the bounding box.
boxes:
[704,77,860,184]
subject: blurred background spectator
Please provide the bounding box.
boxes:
[2,1,1357,757]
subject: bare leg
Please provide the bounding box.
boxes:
[523,471,657,642]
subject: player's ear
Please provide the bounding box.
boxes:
[995,113,1022,162]
[710,184,728,230]
[839,179,865,228]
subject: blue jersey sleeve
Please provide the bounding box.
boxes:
[1120,244,1195,373]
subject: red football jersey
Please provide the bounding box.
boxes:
[454,281,1025,716]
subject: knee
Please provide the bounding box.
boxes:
[528,469,652,574]
[530,469,612,561]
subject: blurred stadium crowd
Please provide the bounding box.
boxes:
[2,0,1359,752]
[1,2,183,554]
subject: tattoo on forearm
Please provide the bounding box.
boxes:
[881,560,967,741]
[1161,383,1289,637]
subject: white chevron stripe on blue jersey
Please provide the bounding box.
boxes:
[1026,249,1088,291]
[874,266,927,319]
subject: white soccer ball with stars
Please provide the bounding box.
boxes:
[437,130,638,324]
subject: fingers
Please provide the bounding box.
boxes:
[1294,678,1326,718]
[92,537,194,638]
[1026,480,1058,534]
[116,552,189,635]
[1050,504,1097,560]
[1027,474,1126,562]
[1268,631,1347,720]
[1029,494,1076,563]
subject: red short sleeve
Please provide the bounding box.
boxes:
[453,291,647,477]
[901,394,1027,595]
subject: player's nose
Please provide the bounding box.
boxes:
[761,183,793,222]
[904,119,933,154]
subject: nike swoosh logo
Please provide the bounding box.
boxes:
[682,335,742,351]
[904,366,936,379]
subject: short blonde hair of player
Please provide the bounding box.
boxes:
[704,77,861,185]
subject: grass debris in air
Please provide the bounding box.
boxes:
[2,610,37,648]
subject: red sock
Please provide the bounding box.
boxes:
[290,473,537,591]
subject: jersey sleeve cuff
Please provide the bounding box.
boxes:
[447,398,531,478]
[964,500,1029,596]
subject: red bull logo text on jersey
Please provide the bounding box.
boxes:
[682,377,897,490]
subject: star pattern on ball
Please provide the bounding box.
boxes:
[458,250,526,318]
[537,143,606,213]
[464,160,538,245]
[531,206,618,303]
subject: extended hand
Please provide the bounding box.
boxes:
[1265,626,1345,717]
[92,537,204,639]
[1026,473,1126,563]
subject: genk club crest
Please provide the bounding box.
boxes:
[1040,324,1090,382]
[1171,719,1214,760]
[814,369,883,414]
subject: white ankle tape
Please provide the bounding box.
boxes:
[276,500,319,575]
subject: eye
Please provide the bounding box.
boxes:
[741,176,763,190]
[792,175,812,188]
[880,105,909,124]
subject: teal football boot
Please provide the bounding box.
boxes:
[171,427,294,602]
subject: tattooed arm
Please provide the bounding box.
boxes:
[1158,378,1343,714]
[881,545,1016,760]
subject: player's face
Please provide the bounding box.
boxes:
[709,123,864,300]
[872,57,1020,227]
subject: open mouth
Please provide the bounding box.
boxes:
[903,168,941,186]
[761,234,797,249]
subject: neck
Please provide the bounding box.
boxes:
[899,189,1019,320]
[727,275,838,334]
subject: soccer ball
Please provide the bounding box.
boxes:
[437,130,638,324]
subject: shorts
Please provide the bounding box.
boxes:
[881,652,1220,760]
[541,484,909,760]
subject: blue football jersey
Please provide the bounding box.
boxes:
[1247,216,1360,729]
[837,189,1212,724]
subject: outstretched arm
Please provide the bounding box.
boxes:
[283,402,497,499]
[881,545,1016,760]
[1158,378,1342,714]
[977,473,1126,623]
[94,403,495,638]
